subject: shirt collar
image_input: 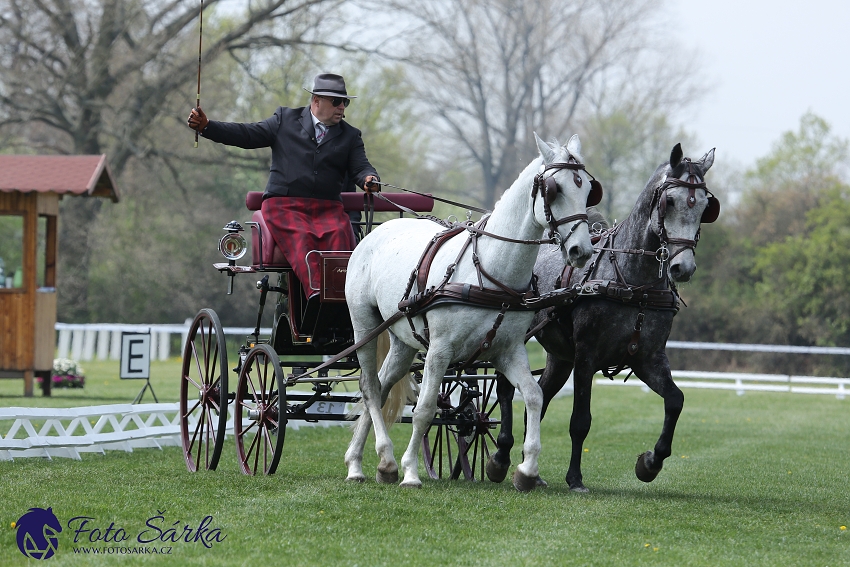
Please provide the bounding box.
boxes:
[310,111,327,130]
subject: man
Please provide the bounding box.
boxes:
[187,73,379,303]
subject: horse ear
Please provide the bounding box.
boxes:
[534,131,556,164]
[698,148,716,172]
[670,143,683,168]
[566,134,582,160]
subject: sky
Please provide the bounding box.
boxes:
[668,0,850,169]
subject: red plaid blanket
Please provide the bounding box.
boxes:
[261,197,356,297]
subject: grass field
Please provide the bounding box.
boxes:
[1,355,848,566]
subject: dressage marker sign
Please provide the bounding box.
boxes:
[121,332,158,403]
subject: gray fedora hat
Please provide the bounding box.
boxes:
[304,73,356,99]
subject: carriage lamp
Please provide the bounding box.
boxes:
[219,221,247,262]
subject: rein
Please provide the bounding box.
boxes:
[293,158,598,380]
[369,180,490,214]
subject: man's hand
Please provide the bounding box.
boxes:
[363,175,380,193]
[187,107,209,133]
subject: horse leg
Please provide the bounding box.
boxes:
[496,346,543,492]
[485,372,515,483]
[631,349,684,483]
[538,355,574,418]
[487,354,573,484]
[399,350,451,488]
[565,357,594,492]
[346,335,418,482]
[345,331,381,481]
[345,321,399,483]
[345,411,372,482]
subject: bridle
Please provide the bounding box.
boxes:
[649,158,721,270]
[531,157,604,249]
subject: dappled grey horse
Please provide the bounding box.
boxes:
[487,144,718,491]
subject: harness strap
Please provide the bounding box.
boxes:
[455,304,510,373]
[290,311,406,380]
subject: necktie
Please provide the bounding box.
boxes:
[316,123,327,143]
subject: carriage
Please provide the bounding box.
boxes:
[179,189,506,478]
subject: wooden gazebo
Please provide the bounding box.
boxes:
[0,155,119,396]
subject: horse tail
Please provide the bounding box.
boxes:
[346,374,417,428]
[382,374,416,429]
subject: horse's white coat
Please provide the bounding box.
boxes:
[343,134,594,489]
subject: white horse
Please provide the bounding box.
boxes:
[344,134,595,491]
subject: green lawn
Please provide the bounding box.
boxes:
[1,353,848,566]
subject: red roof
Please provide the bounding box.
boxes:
[0,154,119,202]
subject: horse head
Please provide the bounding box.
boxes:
[652,143,718,282]
[533,133,597,268]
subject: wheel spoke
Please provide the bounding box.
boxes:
[251,428,261,473]
[193,405,206,467]
[241,418,258,434]
[199,323,210,382]
[246,371,260,403]
[204,404,217,467]
[244,425,260,464]
[184,366,203,392]
[471,435,479,480]
[183,398,201,420]
[189,342,205,390]
[264,423,273,472]
[188,404,204,457]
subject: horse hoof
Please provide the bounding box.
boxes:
[536,476,548,488]
[376,468,399,484]
[345,474,366,483]
[486,457,510,483]
[635,451,662,483]
[569,483,589,493]
[399,479,422,489]
[512,470,538,493]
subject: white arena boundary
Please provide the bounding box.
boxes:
[0,403,350,461]
[595,370,847,400]
[16,326,842,461]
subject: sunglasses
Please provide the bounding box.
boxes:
[322,96,351,108]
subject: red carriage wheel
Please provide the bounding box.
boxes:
[234,344,286,475]
[422,373,501,481]
[180,308,229,472]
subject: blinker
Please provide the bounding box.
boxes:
[701,195,720,223]
[587,179,603,207]
[544,176,558,205]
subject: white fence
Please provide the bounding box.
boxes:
[55,322,271,362]
[0,403,182,461]
[0,402,349,461]
[596,370,848,399]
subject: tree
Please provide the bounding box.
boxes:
[579,110,695,221]
[735,112,849,247]
[752,185,850,347]
[364,0,695,208]
[0,0,346,172]
[0,0,341,321]
[671,113,850,372]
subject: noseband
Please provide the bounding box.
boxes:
[532,159,604,249]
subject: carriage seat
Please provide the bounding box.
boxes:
[244,191,435,269]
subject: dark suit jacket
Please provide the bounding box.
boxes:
[202,106,378,202]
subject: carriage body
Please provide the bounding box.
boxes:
[181,191,503,478]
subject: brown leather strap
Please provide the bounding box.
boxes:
[290,310,406,381]
[411,226,466,294]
